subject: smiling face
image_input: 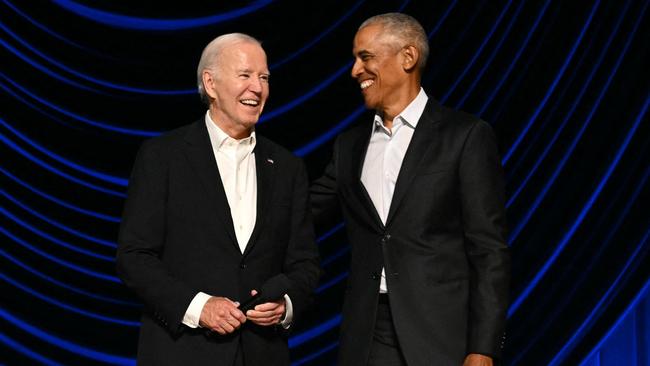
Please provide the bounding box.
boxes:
[351,24,410,114]
[203,41,269,136]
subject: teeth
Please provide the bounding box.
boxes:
[360,80,374,89]
[240,99,259,106]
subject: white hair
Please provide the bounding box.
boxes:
[196,33,262,104]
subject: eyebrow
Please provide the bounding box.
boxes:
[237,68,270,76]
[354,49,373,57]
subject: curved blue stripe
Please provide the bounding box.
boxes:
[502,0,601,164]
[579,277,650,366]
[510,162,650,364]
[478,1,552,114]
[3,0,91,51]
[427,0,457,38]
[0,248,138,306]
[271,0,366,69]
[293,0,456,156]
[0,79,80,130]
[0,307,135,365]
[0,167,121,223]
[504,13,598,182]
[0,331,63,366]
[0,190,116,248]
[0,118,128,186]
[316,271,348,294]
[292,341,338,366]
[52,0,273,31]
[1,272,139,327]
[506,0,629,210]
[509,94,649,316]
[0,72,160,137]
[294,106,366,156]
[549,227,650,365]
[289,314,341,348]
[316,222,345,243]
[259,62,352,123]
[0,206,114,261]
[0,226,120,283]
[322,246,350,267]
[0,21,194,95]
[455,0,526,108]
[441,0,514,103]
[0,36,103,94]
[507,2,645,243]
[0,131,126,197]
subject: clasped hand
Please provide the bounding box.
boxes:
[199,290,286,335]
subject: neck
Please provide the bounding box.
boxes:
[379,81,420,129]
[208,107,252,140]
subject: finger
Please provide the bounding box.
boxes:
[253,302,280,312]
[247,311,278,323]
[223,297,239,307]
[223,315,241,329]
[221,321,235,333]
[213,325,227,335]
[230,308,247,323]
[246,309,271,319]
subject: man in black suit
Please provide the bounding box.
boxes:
[311,13,510,366]
[117,33,320,366]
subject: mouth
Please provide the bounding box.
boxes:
[360,79,374,90]
[240,99,260,107]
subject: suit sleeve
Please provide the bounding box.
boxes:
[116,140,196,335]
[281,159,322,328]
[458,120,511,359]
[310,136,343,234]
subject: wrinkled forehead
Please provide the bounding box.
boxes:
[219,41,269,70]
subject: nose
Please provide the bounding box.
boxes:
[351,58,363,79]
[248,76,263,93]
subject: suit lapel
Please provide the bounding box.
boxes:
[385,99,442,226]
[349,125,385,230]
[242,139,275,257]
[182,120,239,252]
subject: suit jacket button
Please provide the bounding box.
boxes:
[240,263,247,269]
[371,273,380,280]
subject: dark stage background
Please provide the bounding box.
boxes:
[1,1,649,365]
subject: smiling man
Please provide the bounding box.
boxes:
[117,33,320,366]
[311,13,510,366]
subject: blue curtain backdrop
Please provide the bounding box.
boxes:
[1,0,648,365]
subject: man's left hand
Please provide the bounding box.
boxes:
[463,353,493,366]
[245,289,286,326]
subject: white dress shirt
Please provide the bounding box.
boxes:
[182,111,292,328]
[361,88,428,293]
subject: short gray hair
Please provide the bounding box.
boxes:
[196,33,262,104]
[359,13,429,72]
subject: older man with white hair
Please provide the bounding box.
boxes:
[117,33,320,366]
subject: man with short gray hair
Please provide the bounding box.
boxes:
[312,13,510,366]
[117,33,320,366]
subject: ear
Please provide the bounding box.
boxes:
[401,45,419,72]
[202,70,218,99]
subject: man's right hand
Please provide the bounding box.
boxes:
[199,296,246,335]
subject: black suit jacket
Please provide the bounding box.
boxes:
[311,98,510,366]
[117,120,320,366]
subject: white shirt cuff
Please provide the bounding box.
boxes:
[182,292,211,328]
[280,294,293,329]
